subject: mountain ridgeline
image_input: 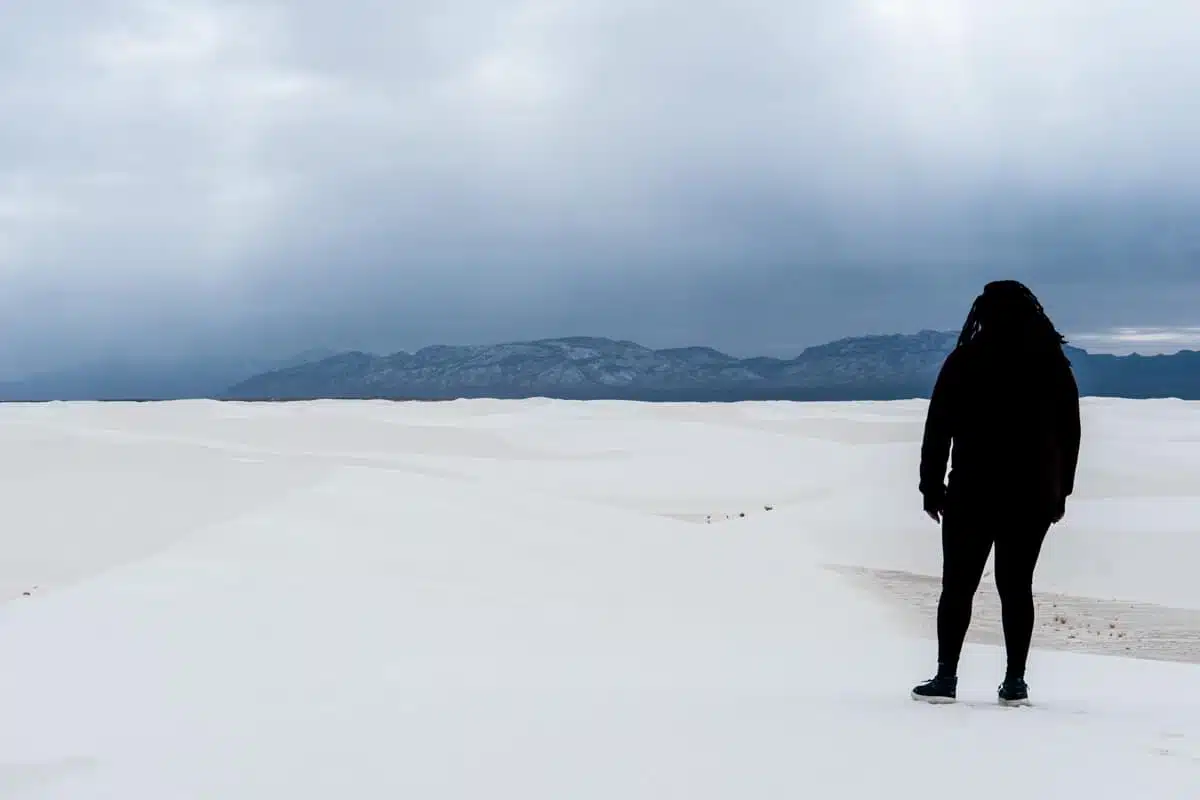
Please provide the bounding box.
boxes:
[224,331,1200,402]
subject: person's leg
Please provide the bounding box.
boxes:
[934,507,996,678]
[993,513,1051,685]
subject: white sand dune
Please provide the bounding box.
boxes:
[0,398,1196,798]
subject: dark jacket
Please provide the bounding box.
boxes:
[919,337,1081,517]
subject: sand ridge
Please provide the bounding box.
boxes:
[828,564,1200,665]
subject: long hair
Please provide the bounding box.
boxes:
[956,280,1069,362]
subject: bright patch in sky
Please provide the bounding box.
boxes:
[1071,327,1200,354]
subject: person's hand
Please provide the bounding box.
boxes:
[1051,496,1066,525]
[923,491,944,524]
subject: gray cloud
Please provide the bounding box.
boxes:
[2,0,1200,376]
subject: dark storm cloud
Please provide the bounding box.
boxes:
[2,0,1200,375]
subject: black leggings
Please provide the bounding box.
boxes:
[936,506,1051,680]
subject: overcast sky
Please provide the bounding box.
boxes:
[2,0,1199,375]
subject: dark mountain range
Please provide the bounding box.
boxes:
[224,332,1200,402]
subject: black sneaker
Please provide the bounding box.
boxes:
[911,675,957,704]
[998,678,1030,707]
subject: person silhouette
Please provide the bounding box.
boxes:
[911,280,1081,706]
